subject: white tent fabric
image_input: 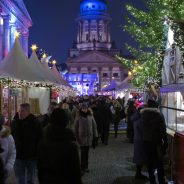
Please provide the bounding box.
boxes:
[116,77,133,90]
[0,38,44,82]
[41,58,60,84]
[51,65,70,86]
[28,87,50,114]
[29,51,57,83]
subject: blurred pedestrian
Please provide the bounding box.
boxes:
[132,107,148,180]
[141,99,168,184]
[126,100,136,143]
[0,114,16,184]
[11,103,42,184]
[75,104,98,173]
[111,100,122,138]
[37,108,82,184]
[41,102,58,127]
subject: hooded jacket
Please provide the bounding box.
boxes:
[0,126,16,172]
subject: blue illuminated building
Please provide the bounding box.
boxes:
[65,0,127,95]
[64,73,98,95]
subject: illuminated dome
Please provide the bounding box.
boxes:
[80,0,107,13]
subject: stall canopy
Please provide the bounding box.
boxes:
[29,51,57,83]
[116,77,133,90]
[51,65,70,86]
[101,80,118,92]
[0,38,44,82]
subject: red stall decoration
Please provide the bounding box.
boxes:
[173,132,184,184]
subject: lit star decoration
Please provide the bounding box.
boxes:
[117,0,184,89]
[14,31,20,39]
[31,44,38,51]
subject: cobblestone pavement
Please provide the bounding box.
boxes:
[82,133,149,184]
[11,131,169,184]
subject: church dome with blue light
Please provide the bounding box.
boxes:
[80,0,107,13]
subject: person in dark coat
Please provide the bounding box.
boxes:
[37,108,82,184]
[41,101,58,127]
[111,100,122,138]
[126,100,136,143]
[141,99,168,184]
[133,107,148,180]
[0,144,5,184]
[11,103,42,184]
[98,99,112,145]
[90,101,101,138]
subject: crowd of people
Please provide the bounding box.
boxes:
[0,95,168,184]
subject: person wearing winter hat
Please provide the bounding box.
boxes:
[0,114,16,184]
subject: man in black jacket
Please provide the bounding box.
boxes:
[11,103,42,184]
[141,99,168,184]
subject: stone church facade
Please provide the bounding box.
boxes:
[66,0,127,91]
[0,0,32,60]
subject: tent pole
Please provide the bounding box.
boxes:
[0,83,3,114]
[8,78,12,123]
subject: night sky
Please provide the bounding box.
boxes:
[23,0,144,63]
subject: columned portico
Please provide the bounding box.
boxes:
[22,31,29,57]
[0,16,3,61]
[2,15,10,57]
[0,0,32,60]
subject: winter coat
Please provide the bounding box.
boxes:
[132,113,146,165]
[0,157,4,184]
[37,125,82,184]
[112,106,122,124]
[0,126,16,172]
[11,114,42,159]
[75,113,98,146]
[141,108,167,146]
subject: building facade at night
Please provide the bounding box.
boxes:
[65,0,127,94]
[0,0,32,60]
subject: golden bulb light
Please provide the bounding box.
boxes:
[52,60,57,65]
[42,53,47,59]
[134,60,138,64]
[128,71,132,76]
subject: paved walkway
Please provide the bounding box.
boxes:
[82,134,149,184]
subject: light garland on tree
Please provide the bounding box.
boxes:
[118,0,184,89]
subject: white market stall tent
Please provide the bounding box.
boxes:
[29,51,57,83]
[0,38,44,82]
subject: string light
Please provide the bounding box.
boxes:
[117,0,184,89]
